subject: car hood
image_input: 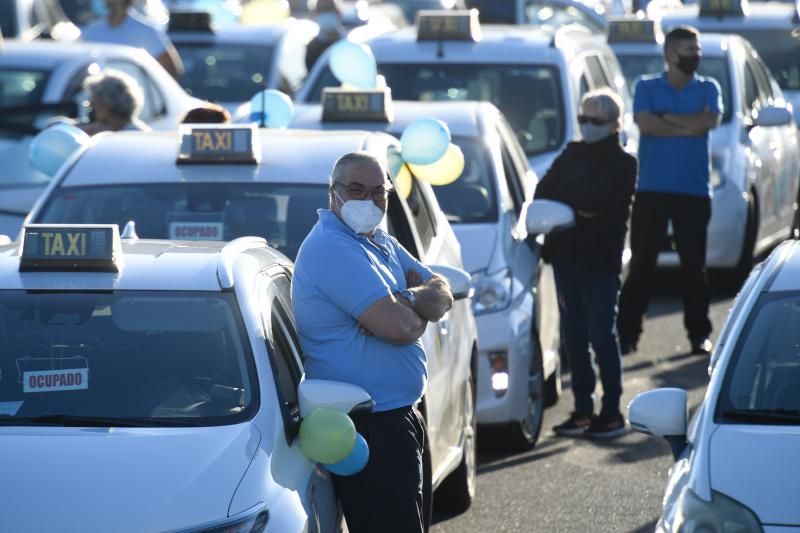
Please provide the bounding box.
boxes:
[0,423,261,533]
[709,425,800,526]
[451,223,498,274]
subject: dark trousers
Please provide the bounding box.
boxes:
[618,191,712,344]
[553,261,623,416]
[333,405,429,533]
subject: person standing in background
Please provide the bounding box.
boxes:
[617,25,722,357]
[81,0,183,79]
[304,0,344,71]
[536,89,637,439]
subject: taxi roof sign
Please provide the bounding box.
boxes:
[20,224,121,273]
[321,87,394,123]
[416,9,481,42]
[607,18,662,43]
[177,124,260,165]
[698,0,747,17]
[168,11,214,33]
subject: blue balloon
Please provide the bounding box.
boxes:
[28,123,90,177]
[323,433,369,476]
[328,40,377,89]
[400,118,451,165]
[249,89,294,128]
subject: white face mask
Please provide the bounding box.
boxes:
[335,191,384,235]
[580,123,612,144]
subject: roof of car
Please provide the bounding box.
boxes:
[0,40,145,69]
[609,32,733,57]
[292,100,489,138]
[661,1,799,28]
[168,21,292,44]
[0,238,288,291]
[58,129,394,187]
[365,23,596,63]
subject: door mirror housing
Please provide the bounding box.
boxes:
[526,199,575,235]
[753,105,793,128]
[298,379,374,417]
[430,264,473,301]
[627,388,688,437]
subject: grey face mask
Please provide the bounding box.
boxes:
[580,123,612,144]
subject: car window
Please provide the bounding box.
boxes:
[0,290,258,425]
[617,55,732,123]
[105,60,165,121]
[585,55,611,88]
[404,177,436,253]
[717,291,800,417]
[0,2,17,36]
[735,29,800,92]
[498,115,533,197]
[579,73,590,100]
[524,0,604,32]
[175,42,275,102]
[35,183,331,261]
[0,69,50,108]
[743,61,759,112]
[750,55,775,102]
[498,130,525,215]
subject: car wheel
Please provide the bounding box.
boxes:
[544,352,561,408]
[720,191,758,290]
[434,366,477,514]
[505,335,545,451]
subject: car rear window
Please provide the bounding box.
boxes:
[0,290,258,427]
[0,68,50,109]
[175,42,275,103]
[34,182,330,261]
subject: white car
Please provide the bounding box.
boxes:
[292,94,575,450]
[167,13,319,115]
[295,11,638,180]
[20,124,481,513]
[0,0,80,41]
[0,224,356,531]
[464,0,610,31]
[608,19,800,276]
[659,0,800,128]
[0,40,203,237]
[629,238,800,532]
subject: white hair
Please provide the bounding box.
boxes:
[581,88,624,125]
[83,69,145,120]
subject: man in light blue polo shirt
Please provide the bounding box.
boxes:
[81,0,183,79]
[618,25,722,357]
[292,152,453,533]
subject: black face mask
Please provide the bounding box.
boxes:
[676,54,700,76]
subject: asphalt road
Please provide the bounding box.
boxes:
[431,273,738,533]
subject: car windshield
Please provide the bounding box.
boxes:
[0,291,258,426]
[35,183,330,260]
[524,1,604,33]
[735,29,800,91]
[176,42,274,103]
[616,55,732,123]
[310,63,565,156]
[422,136,497,224]
[716,291,800,423]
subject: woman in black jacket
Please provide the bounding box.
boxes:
[535,89,637,439]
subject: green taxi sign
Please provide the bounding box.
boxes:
[321,87,394,123]
[416,9,481,42]
[177,124,260,164]
[20,224,121,272]
[699,0,747,17]
[607,18,662,43]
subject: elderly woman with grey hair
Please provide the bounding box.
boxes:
[79,69,151,135]
[534,88,637,439]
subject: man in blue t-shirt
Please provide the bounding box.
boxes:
[81,0,183,79]
[292,152,453,533]
[618,25,722,356]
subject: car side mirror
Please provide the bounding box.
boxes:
[753,105,793,128]
[628,388,689,459]
[430,264,473,301]
[526,199,575,236]
[298,379,374,418]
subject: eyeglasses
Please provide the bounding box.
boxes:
[333,181,392,201]
[577,115,609,126]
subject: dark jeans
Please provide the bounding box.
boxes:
[553,261,623,417]
[333,405,429,533]
[618,192,712,344]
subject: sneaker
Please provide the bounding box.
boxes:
[690,337,713,356]
[585,413,628,439]
[552,412,592,437]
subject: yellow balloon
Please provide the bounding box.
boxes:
[394,163,412,199]
[408,144,465,186]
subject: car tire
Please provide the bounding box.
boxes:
[720,191,758,290]
[434,367,477,514]
[544,353,561,408]
[506,334,545,451]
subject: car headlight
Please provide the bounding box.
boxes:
[471,268,512,315]
[663,487,762,533]
[186,506,268,533]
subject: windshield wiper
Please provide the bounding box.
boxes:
[720,409,800,424]
[0,414,204,427]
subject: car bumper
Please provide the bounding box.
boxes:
[657,182,746,269]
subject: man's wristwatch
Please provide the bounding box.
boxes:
[400,288,417,307]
